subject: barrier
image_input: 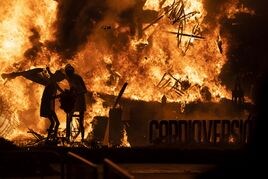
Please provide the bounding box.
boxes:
[66,151,98,179]
[103,158,134,179]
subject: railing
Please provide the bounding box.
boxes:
[66,151,99,179]
[103,158,134,179]
[0,150,136,179]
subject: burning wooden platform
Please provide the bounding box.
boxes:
[88,88,253,147]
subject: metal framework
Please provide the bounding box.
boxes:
[143,0,204,54]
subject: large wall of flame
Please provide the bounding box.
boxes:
[0,0,261,140]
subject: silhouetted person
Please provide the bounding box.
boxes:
[232,88,238,103]
[237,84,244,105]
[64,64,87,142]
[41,68,65,140]
[232,77,244,105]
[1,67,65,140]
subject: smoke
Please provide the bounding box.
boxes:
[47,0,160,60]
[202,0,229,27]
[106,0,136,13]
[24,28,42,60]
[48,0,107,58]
[216,0,268,97]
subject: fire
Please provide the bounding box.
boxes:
[228,135,235,144]
[0,0,254,141]
[224,0,255,19]
[143,0,160,11]
[121,127,131,147]
[0,0,58,139]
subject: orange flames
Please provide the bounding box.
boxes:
[0,0,254,141]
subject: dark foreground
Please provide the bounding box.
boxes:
[0,145,261,179]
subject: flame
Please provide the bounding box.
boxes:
[120,126,131,148]
[0,0,254,141]
[143,0,160,11]
[228,135,235,143]
[224,0,255,19]
[0,0,58,139]
[79,0,230,103]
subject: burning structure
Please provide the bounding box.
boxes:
[0,0,262,147]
